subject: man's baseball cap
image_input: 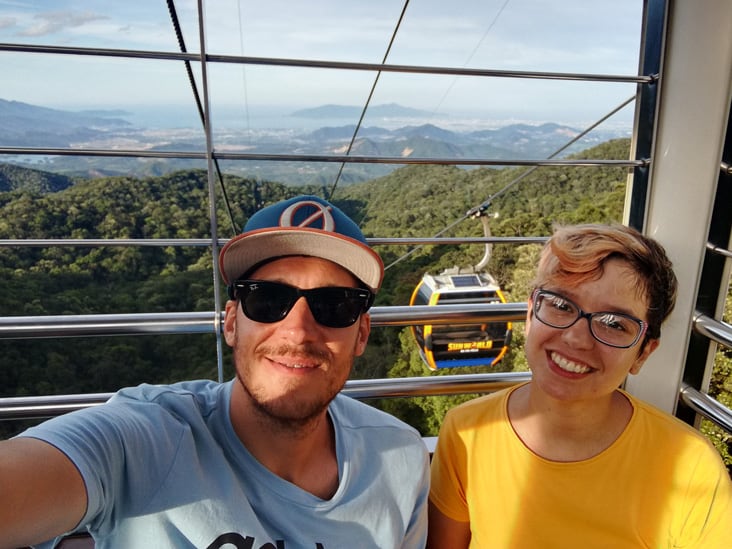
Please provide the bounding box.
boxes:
[219,195,384,292]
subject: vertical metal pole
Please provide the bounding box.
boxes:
[196,0,225,382]
[679,90,732,425]
[624,0,732,412]
[624,0,667,230]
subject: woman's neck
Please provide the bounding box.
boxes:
[507,383,633,462]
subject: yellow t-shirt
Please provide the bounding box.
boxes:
[430,383,732,548]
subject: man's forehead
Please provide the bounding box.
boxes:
[248,255,361,285]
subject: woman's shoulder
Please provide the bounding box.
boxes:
[625,392,726,459]
[444,383,520,426]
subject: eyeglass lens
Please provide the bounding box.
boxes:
[233,280,371,328]
[533,290,644,348]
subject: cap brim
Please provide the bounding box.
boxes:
[219,227,384,292]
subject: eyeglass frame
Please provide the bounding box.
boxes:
[229,279,374,328]
[530,288,648,349]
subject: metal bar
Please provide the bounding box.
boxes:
[373,303,527,327]
[343,371,531,399]
[0,238,216,247]
[3,374,731,438]
[0,147,206,159]
[0,304,529,339]
[693,313,732,350]
[0,42,651,84]
[679,383,732,434]
[0,147,648,167]
[0,312,219,338]
[194,0,225,384]
[626,0,667,231]
[0,372,531,421]
[0,236,549,249]
[0,393,110,420]
[204,155,646,167]
[0,42,198,61]
[367,236,550,246]
[706,242,732,259]
[207,54,652,83]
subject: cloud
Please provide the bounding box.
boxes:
[17,10,108,37]
[0,16,17,30]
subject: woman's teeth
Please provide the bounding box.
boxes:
[551,352,591,374]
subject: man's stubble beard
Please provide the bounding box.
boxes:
[232,342,352,435]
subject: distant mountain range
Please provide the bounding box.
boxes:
[0,98,630,185]
[0,99,131,147]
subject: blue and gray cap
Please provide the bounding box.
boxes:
[219,195,384,292]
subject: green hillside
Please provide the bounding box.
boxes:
[0,138,629,421]
[2,137,728,469]
[0,163,77,193]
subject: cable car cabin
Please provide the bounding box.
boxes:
[410,272,512,371]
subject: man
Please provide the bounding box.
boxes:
[0,195,429,548]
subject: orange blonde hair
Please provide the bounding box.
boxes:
[533,223,677,339]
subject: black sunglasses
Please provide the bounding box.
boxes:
[230,280,374,328]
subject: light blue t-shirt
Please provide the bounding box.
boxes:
[21,379,429,548]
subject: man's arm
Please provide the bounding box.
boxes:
[0,437,87,549]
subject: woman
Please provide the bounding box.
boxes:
[428,223,731,548]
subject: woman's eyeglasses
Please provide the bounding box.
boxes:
[230,280,374,328]
[531,289,647,348]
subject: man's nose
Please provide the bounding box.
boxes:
[277,296,320,338]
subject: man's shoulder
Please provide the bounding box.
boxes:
[114,379,225,404]
[109,379,230,422]
[331,394,423,440]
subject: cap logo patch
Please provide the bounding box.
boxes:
[279,200,335,231]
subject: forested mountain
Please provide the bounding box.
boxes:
[1,137,728,468]
[0,138,628,421]
[0,163,77,193]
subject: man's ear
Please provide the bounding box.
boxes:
[223,300,238,347]
[354,313,371,357]
[629,338,660,375]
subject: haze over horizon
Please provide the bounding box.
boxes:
[0,95,634,136]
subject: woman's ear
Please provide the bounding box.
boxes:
[524,298,534,337]
[629,338,660,375]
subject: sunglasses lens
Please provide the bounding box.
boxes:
[241,282,295,323]
[308,287,368,328]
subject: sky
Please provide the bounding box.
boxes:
[0,0,644,129]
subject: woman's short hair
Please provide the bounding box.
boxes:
[532,223,678,340]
